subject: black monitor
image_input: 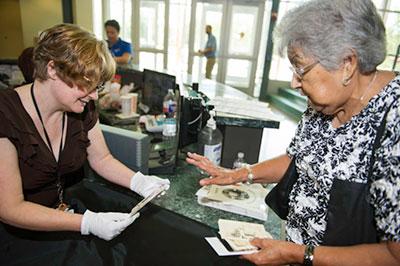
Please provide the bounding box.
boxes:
[142,69,176,115]
[116,66,144,89]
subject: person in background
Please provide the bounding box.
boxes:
[105,19,132,65]
[0,23,169,264]
[187,0,399,265]
[17,47,35,84]
[198,25,217,79]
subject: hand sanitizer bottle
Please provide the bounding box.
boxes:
[198,111,223,165]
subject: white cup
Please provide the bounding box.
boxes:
[128,93,138,113]
[110,82,121,101]
[120,95,133,116]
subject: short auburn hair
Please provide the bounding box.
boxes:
[33,23,115,91]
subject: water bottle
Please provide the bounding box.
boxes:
[162,89,177,137]
[233,152,246,169]
[198,111,223,165]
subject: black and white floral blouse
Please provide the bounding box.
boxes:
[286,73,400,245]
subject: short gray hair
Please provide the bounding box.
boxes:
[274,0,386,74]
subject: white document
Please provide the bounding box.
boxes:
[218,219,273,251]
[205,237,258,256]
[207,96,280,121]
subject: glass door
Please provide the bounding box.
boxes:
[188,0,265,96]
[188,1,224,80]
[223,2,264,94]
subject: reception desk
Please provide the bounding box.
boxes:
[85,153,283,265]
[94,66,284,255]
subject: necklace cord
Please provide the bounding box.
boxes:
[360,70,378,101]
[30,83,66,206]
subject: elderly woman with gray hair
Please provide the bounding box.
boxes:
[186,0,400,265]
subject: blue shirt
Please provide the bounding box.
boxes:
[204,34,217,58]
[107,38,132,57]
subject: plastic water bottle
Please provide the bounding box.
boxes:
[162,89,177,137]
[233,152,246,169]
[198,111,223,165]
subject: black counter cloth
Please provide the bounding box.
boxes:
[0,179,253,266]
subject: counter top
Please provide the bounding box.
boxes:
[98,66,284,240]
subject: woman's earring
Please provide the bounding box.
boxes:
[342,78,351,86]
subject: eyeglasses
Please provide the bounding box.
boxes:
[83,75,105,94]
[96,83,105,93]
[289,61,319,81]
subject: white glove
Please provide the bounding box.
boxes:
[130,171,170,198]
[80,210,139,241]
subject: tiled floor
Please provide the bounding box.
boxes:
[259,107,299,162]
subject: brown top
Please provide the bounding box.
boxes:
[0,89,98,207]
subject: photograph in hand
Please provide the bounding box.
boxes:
[130,185,168,216]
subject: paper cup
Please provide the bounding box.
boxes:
[121,95,133,116]
[128,93,138,113]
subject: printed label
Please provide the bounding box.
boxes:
[204,143,222,165]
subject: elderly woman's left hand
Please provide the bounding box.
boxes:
[241,238,303,266]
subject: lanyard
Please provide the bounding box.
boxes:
[30,83,67,209]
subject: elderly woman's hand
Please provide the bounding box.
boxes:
[186,152,244,186]
[241,238,304,266]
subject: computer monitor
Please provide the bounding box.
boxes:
[142,69,176,115]
[116,66,144,89]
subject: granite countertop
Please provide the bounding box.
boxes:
[153,152,284,240]
[96,112,284,240]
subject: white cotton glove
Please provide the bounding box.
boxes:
[130,171,170,198]
[80,210,139,241]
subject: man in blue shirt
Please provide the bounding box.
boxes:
[199,25,217,79]
[105,20,132,65]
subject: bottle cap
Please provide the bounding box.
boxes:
[207,110,217,130]
[192,83,199,92]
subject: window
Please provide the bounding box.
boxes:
[140,1,165,49]
[92,0,103,39]
[167,0,191,74]
[269,0,307,82]
[373,0,400,71]
[108,0,132,42]
[269,0,400,81]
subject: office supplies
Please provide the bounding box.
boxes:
[142,115,164,133]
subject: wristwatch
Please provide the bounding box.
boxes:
[303,245,315,266]
[243,164,254,184]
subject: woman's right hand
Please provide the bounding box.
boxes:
[186,152,245,186]
[81,210,139,240]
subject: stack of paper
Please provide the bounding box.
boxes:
[196,183,269,221]
[218,219,273,251]
[206,96,280,121]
